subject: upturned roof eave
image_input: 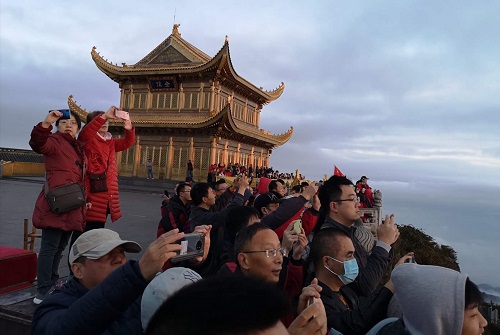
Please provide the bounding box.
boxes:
[91,39,284,101]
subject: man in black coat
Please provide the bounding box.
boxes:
[311,228,409,334]
[318,175,399,297]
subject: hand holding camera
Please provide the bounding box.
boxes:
[115,109,130,121]
[43,110,68,128]
[102,106,118,121]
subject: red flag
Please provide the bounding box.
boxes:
[334,165,344,177]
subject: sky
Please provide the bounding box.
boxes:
[1,1,499,287]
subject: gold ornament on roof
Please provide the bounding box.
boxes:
[172,23,181,35]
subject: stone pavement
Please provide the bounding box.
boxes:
[0,176,180,267]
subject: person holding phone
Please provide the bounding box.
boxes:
[69,106,135,253]
[317,175,399,297]
[29,109,85,305]
[310,228,412,334]
[32,228,185,335]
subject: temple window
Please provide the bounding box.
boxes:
[151,93,179,109]
[134,93,147,109]
[203,91,210,109]
[123,93,130,109]
[185,92,199,109]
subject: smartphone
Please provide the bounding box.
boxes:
[51,109,71,119]
[164,190,170,197]
[115,109,130,120]
[171,232,205,262]
[292,219,302,234]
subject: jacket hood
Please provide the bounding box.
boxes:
[392,263,467,335]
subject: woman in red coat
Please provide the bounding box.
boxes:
[29,110,85,304]
[70,106,135,244]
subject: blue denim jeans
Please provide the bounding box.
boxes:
[36,228,72,294]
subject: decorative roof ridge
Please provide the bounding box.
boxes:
[220,41,284,103]
[225,104,293,145]
[92,46,212,75]
[67,95,89,121]
[171,33,211,62]
[263,82,285,100]
[135,26,211,66]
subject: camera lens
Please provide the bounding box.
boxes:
[196,241,202,250]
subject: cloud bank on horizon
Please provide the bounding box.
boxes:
[1,1,499,285]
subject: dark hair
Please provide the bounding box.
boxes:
[234,222,271,264]
[55,110,82,129]
[310,228,351,268]
[190,182,211,206]
[86,111,104,124]
[145,275,290,335]
[215,178,226,185]
[226,206,260,244]
[291,185,302,193]
[268,180,279,192]
[175,182,190,196]
[464,278,483,309]
[317,175,354,214]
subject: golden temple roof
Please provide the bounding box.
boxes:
[67,95,293,147]
[91,25,285,104]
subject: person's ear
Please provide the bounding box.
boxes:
[261,207,269,216]
[329,201,338,213]
[238,253,250,270]
[71,263,84,279]
[322,255,331,268]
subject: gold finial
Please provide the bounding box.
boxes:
[225,35,229,43]
[172,23,181,35]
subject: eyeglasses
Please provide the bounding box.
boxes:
[334,197,360,203]
[241,248,283,258]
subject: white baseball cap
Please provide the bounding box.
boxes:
[69,228,141,264]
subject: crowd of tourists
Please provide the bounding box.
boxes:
[29,108,488,335]
[208,162,300,182]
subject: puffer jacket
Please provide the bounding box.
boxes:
[29,123,85,231]
[77,116,135,223]
[31,261,147,335]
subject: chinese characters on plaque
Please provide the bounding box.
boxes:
[149,77,178,92]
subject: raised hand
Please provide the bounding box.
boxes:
[301,182,319,201]
[377,214,399,245]
[42,110,63,128]
[138,229,184,281]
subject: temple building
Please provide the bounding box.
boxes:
[69,24,293,181]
